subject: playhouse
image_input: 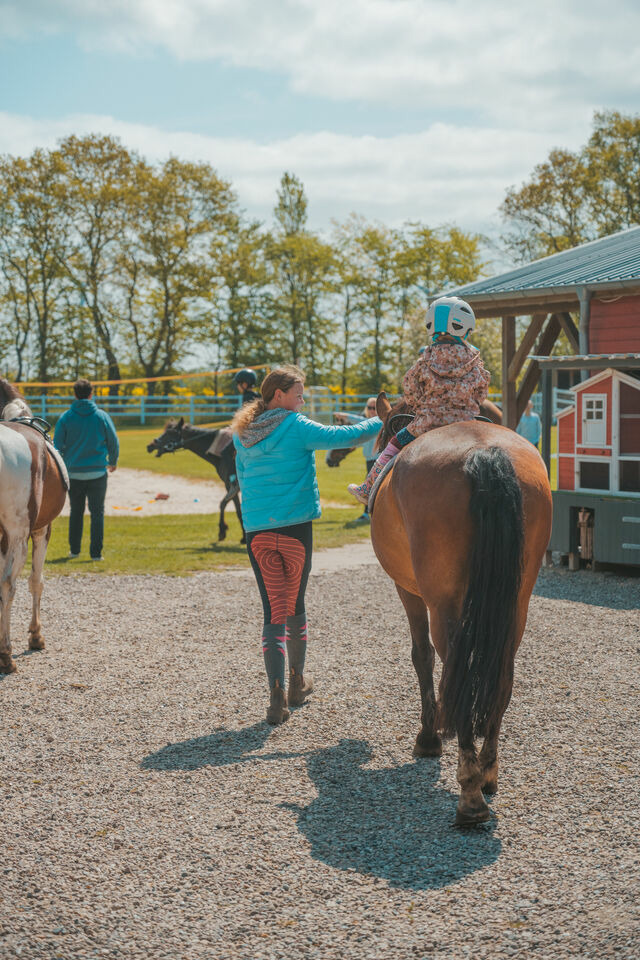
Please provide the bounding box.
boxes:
[556,368,640,496]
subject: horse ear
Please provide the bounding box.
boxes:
[376,392,392,421]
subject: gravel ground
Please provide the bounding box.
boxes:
[1,562,639,960]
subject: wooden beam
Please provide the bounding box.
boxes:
[558,311,580,353]
[507,313,547,382]
[473,299,579,319]
[516,314,562,422]
[502,316,517,430]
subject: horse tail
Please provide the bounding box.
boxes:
[438,445,524,739]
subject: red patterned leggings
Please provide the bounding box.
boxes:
[246,522,313,625]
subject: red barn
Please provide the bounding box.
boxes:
[445,226,640,568]
[557,368,640,495]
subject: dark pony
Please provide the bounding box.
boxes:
[147,418,245,543]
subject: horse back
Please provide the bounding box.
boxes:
[375,421,552,612]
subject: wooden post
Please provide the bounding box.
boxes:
[501,316,517,430]
[541,366,552,477]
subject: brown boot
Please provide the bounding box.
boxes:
[266,680,290,725]
[288,670,313,707]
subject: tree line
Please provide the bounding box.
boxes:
[0,136,483,394]
[1,110,637,395]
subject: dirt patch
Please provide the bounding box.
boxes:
[60,468,228,517]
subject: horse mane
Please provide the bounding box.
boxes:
[0,378,31,418]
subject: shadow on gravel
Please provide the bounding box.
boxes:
[534,566,640,609]
[141,723,275,770]
[284,739,501,891]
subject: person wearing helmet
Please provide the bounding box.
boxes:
[209,368,262,458]
[233,368,261,405]
[348,297,490,504]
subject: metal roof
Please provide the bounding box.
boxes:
[530,353,640,371]
[445,226,640,302]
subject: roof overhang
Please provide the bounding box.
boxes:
[451,279,640,318]
[530,353,640,371]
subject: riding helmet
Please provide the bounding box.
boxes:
[425,297,476,344]
[232,368,258,387]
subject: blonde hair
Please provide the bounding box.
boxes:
[231,364,305,434]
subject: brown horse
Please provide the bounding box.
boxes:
[0,380,67,674]
[371,393,552,825]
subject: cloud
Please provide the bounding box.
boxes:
[0,110,574,234]
[1,0,639,129]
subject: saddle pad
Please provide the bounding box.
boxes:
[368,457,396,516]
[45,440,69,491]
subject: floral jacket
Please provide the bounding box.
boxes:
[403,341,491,436]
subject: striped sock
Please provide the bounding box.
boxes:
[286,612,308,676]
[262,623,286,690]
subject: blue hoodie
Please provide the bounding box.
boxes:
[233,411,382,532]
[54,399,119,476]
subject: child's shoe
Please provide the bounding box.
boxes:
[348,440,400,504]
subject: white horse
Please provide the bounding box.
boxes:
[0,380,67,674]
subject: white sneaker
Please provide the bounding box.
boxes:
[68,551,79,559]
[90,555,104,562]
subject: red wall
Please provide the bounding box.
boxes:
[558,410,574,453]
[558,457,575,490]
[589,295,640,353]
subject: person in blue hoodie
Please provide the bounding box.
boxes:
[232,365,381,725]
[54,379,119,561]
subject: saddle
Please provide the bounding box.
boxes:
[3,417,69,490]
[8,415,53,440]
[369,413,495,515]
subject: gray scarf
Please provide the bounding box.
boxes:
[238,408,292,448]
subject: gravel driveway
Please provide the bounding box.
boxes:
[1,563,639,959]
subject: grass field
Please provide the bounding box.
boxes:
[43,423,558,576]
[43,426,373,575]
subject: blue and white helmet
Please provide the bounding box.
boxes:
[425,297,475,344]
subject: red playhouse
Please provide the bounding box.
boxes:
[445,226,640,569]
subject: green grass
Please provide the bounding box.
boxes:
[43,508,371,577]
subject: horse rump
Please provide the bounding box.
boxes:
[438,445,524,739]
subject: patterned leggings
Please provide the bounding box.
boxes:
[247,522,313,689]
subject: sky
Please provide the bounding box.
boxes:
[1,0,639,261]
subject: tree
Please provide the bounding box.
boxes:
[56,134,138,390]
[0,150,71,383]
[267,173,337,379]
[119,157,236,393]
[500,110,640,261]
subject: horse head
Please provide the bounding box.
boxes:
[147,417,185,457]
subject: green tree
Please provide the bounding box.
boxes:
[500,110,640,260]
[119,158,236,393]
[0,149,71,382]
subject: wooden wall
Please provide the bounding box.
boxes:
[590,295,640,353]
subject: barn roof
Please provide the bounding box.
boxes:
[444,226,640,317]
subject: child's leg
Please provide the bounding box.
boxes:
[348,429,415,504]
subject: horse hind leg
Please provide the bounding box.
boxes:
[0,535,29,674]
[395,585,442,757]
[28,526,50,651]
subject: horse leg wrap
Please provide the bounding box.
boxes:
[286,612,308,676]
[262,623,286,690]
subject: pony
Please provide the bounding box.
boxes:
[0,379,67,674]
[370,393,552,825]
[147,418,245,543]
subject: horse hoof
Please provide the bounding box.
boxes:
[413,734,443,758]
[0,655,17,674]
[455,800,491,827]
[28,636,45,651]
